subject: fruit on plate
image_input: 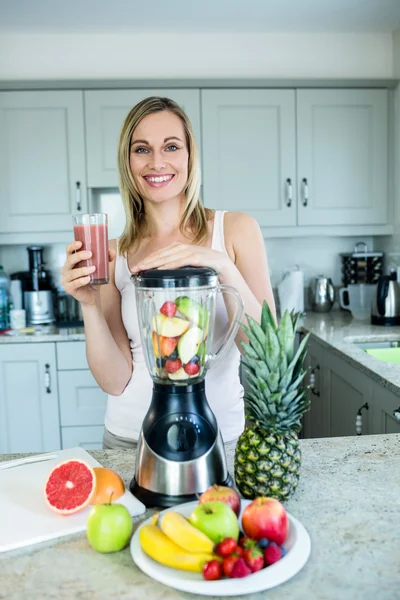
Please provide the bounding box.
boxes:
[231,557,252,578]
[90,467,125,505]
[160,301,177,318]
[86,501,133,553]
[139,514,218,572]
[203,559,223,581]
[44,459,95,515]
[189,501,239,545]
[152,314,190,337]
[177,326,203,364]
[160,511,215,553]
[214,537,238,558]
[151,331,179,358]
[241,497,288,546]
[234,301,310,501]
[264,542,284,565]
[242,539,264,572]
[175,296,209,331]
[198,484,241,517]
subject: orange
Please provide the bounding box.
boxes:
[91,467,125,505]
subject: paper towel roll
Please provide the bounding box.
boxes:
[277,268,304,315]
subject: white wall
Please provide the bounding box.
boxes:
[0,32,393,80]
[393,29,400,77]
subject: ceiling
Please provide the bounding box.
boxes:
[1,0,400,34]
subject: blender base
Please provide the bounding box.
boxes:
[130,473,234,508]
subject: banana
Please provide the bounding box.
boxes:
[160,511,215,554]
[139,514,217,572]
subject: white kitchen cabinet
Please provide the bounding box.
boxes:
[0,343,61,453]
[296,89,388,226]
[324,348,373,437]
[0,91,87,233]
[201,90,297,227]
[201,88,388,229]
[370,383,400,434]
[61,426,104,450]
[84,90,202,187]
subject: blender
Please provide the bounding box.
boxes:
[129,266,243,507]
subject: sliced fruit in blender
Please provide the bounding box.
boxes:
[175,296,209,331]
[160,301,177,318]
[198,341,206,366]
[184,361,200,376]
[152,331,179,358]
[165,358,182,374]
[167,367,190,380]
[152,314,190,337]
[178,326,204,364]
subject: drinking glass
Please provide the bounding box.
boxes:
[72,213,109,285]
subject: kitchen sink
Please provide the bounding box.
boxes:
[354,341,400,364]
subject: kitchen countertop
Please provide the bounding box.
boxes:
[1,434,399,600]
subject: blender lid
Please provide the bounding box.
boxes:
[131,266,218,288]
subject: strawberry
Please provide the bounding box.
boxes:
[264,542,283,566]
[165,358,182,374]
[203,559,222,581]
[243,540,264,573]
[183,361,200,376]
[222,554,240,578]
[160,301,177,318]
[230,557,252,578]
[238,534,252,548]
[215,537,239,558]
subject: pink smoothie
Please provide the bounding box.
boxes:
[73,223,109,284]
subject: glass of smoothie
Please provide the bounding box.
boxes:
[72,213,109,285]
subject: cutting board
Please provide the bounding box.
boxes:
[0,447,146,553]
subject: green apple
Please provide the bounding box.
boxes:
[86,502,133,553]
[189,501,239,544]
[177,326,203,364]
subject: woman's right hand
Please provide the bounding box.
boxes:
[60,241,114,306]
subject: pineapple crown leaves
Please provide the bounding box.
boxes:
[240,301,312,433]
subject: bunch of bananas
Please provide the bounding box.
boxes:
[139,511,219,572]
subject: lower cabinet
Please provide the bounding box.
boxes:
[302,333,398,439]
[0,343,61,453]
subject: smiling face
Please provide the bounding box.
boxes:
[129,110,189,207]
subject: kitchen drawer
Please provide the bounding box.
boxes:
[61,425,104,450]
[58,369,107,426]
[56,341,88,370]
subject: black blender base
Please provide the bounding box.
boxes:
[130,473,234,508]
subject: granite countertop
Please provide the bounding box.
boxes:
[1,434,399,600]
[299,311,400,394]
[0,324,85,343]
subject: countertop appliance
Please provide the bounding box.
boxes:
[340,242,384,286]
[130,266,243,507]
[11,246,55,325]
[309,275,336,312]
[371,271,400,326]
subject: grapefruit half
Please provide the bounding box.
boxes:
[44,459,96,515]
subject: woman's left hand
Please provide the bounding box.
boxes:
[131,242,234,276]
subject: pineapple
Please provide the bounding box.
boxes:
[234,301,311,501]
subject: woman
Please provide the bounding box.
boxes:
[61,96,276,450]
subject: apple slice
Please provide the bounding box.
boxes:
[177,326,204,365]
[167,367,190,381]
[152,314,190,337]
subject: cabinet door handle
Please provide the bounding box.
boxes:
[76,181,82,212]
[44,363,51,394]
[301,178,309,207]
[309,364,320,396]
[393,406,400,422]
[285,178,292,207]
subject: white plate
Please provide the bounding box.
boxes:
[130,500,311,596]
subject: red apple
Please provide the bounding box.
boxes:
[199,484,241,517]
[241,497,288,546]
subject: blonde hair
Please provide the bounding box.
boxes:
[117,96,212,256]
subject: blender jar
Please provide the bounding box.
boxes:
[132,267,243,385]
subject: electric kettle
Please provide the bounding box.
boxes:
[371,271,400,326]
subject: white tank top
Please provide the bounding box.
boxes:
[104,210,245,443]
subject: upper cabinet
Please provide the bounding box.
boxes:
[201,88,388,228]
[0,91,87,233]
[296,89,388,226]
[84,90,201,188]
[201,90,297,227]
